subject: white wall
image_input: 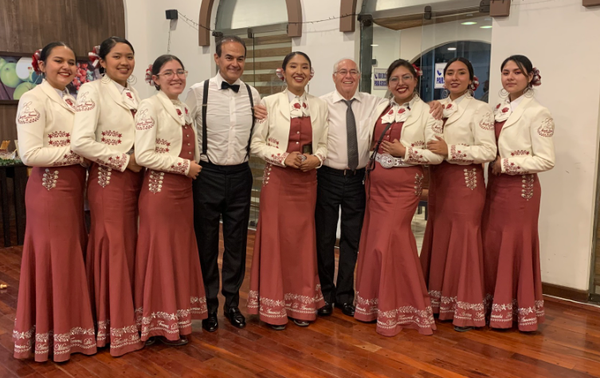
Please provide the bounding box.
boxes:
[125,0,215,99]
[125,0,360,98]
[216,0,287,29]
[489,0,600,290]
[294,0,359,97]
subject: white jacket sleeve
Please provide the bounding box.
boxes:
[447,108,497,165]
[404,114,444,165]
[16,93,82,167]
[71,84,130,172]
[250,100,290,167]
[134,100,191,176]
[501,110,555,175]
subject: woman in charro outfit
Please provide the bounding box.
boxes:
[134,55,207,346]
[71,36,144,356]
[13,42,97,362]
[248,52,328,330]
[482,55,555,331]
[353,59,443,336]
[420,57,496,331]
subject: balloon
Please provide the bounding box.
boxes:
[13,81,35,99]
[28,71,42,84]
[16,57,34,80]
[0,63,21,88]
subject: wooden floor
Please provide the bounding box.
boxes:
[2,232,600,377]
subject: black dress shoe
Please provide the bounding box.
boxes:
[336,303,355,317]
[290,318,310,327]
[159,336,189,346]
[317,302,333,316]
[202,313,218,332]
[224,306,246,328]
[454,326,472,333]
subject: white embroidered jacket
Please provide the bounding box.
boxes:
[71,76,140,172]
[370,97,444,165]
[16,80,83,167]
[495,96,555,175]
[250,91,329,167]
[135,91,199,176]
[439,95,496,165]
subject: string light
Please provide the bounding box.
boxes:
[176,11,358,32]
[175,0,569,34]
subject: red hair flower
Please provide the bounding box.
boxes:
[145,64,155,86]
[275,68,285,81]
[412,64,423,77]
[88,45,101,68]
[531,67,542,87]
[470,75,480,92]
[31,49,42,75]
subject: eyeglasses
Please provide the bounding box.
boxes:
[389,75,415,83]
[156,70,188,79]
[336,69,360,76]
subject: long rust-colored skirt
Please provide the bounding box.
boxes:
[420,162,486,328]
[86,163,143,356]
[13,165,97,362]
[248,164,325,326]
[134,169,208,340]
[354,163,436,336]
[482,170,544,331]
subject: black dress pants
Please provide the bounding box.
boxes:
[193,161,252,314]
[315,166,366,305]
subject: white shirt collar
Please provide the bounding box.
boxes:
[333,89,359,104]
[112,79,128,94]
[53,87,66,98]
[452,92,469,105]
[286,89,307,102]
[214,71,242,87]
[509,95,524,111]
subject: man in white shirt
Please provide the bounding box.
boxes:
[316,59,387,317]
[185,36,261,332]
[317,59,443,317]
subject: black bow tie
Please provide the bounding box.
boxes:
[221,81,240,93]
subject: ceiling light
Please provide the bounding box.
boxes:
[461,21,477,25]
[448,47,457,51]
[371,44,379,47]
[480,25,492,29]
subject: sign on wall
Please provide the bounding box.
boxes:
[373,68,387,89]
[434,62,447,89]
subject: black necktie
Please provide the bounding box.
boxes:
[221,81,240,93]
[343,99,358,171]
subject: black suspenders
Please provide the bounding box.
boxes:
[201,80,209,159]
[201,80,256,161]
[245,84,256,159]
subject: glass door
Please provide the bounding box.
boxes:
[417,10,492,103]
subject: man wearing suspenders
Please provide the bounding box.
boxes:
[185,36,260,332]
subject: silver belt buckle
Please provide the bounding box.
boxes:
[377,153,395,169]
